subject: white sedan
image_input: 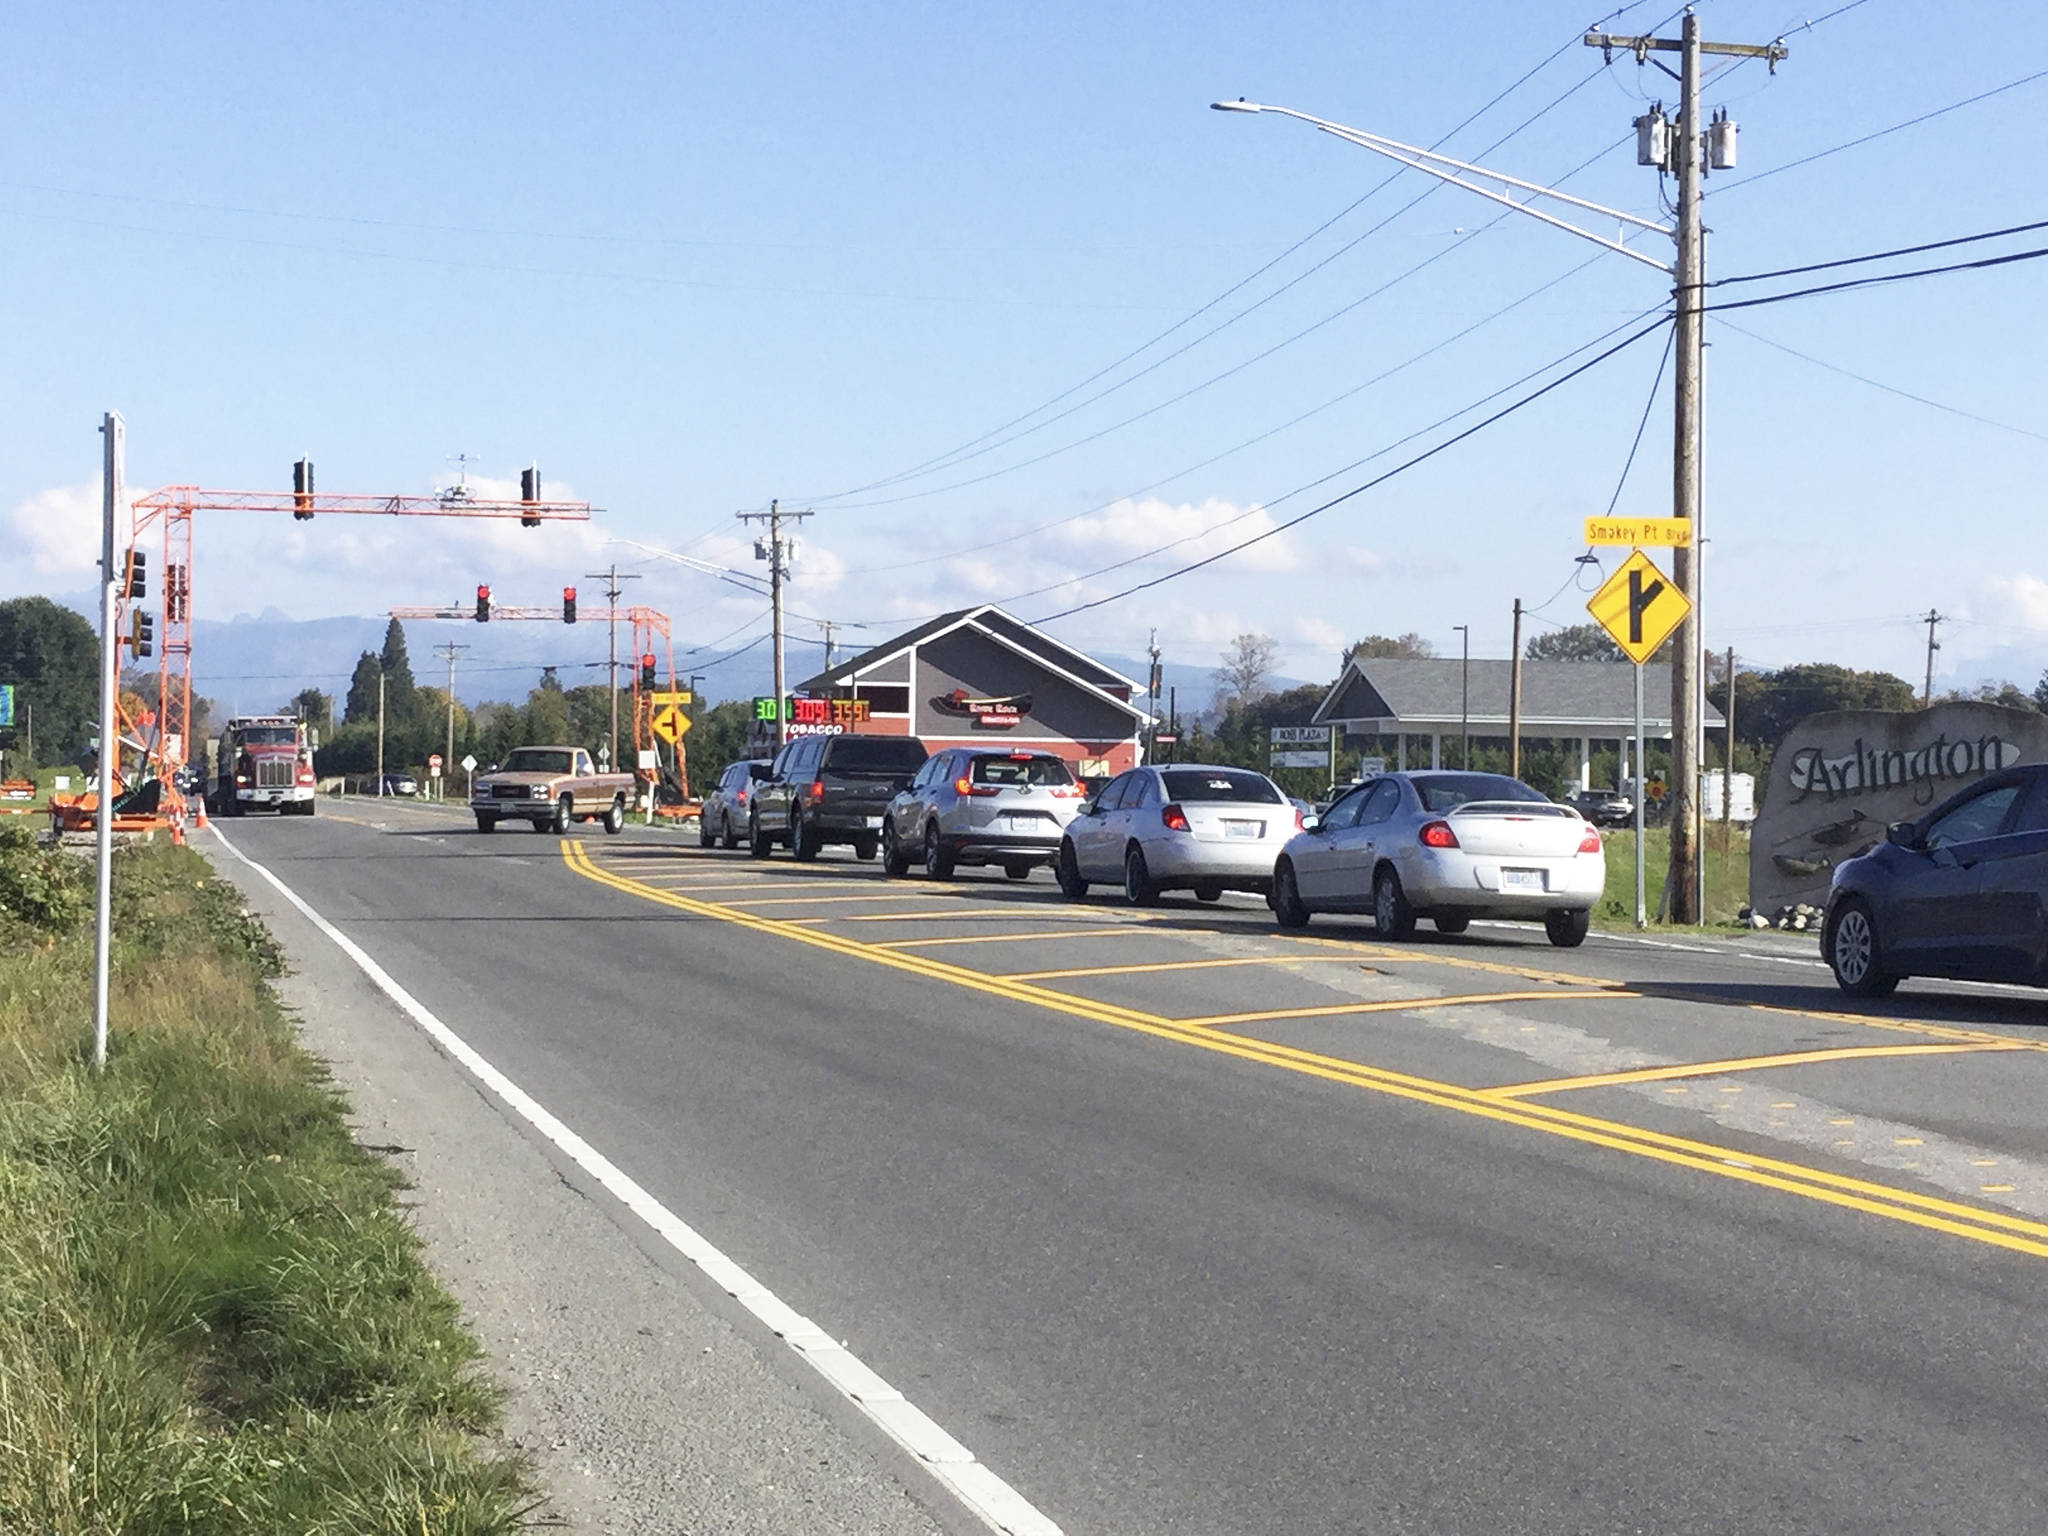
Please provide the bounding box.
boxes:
[1271,771,1605,947]
[1056,763,1301,904]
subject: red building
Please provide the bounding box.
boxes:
[788,605,1150,775]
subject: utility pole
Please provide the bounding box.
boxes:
[1922,609,1944,705]
[820,619,841,677]
[584,563,640,768]
[1507,600,1524,780]
[92,410,124,1072]
[375,671,386,794]
[436,641,469,800]
[1588,14,1787,924]
[736,499,812,747]
[1453,624,1470,769]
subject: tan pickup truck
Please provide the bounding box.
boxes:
[471,746,635,834]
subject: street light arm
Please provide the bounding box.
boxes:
[1214,100,1675,275]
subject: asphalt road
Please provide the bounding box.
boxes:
[211,799,2048,1534]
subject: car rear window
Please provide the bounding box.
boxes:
[825,737,930,774]
[1416,773,1550,812]
[1160,769,1283,804]
[971,754,1074,786]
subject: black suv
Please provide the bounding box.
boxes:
[750,732,931,860]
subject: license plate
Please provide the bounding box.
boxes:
[864,816,883,829]
[1223,820,1261,838]
[1502,867,1544,891]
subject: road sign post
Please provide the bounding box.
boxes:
[1590,549,1688,928]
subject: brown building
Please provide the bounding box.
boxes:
[790,605,1150,775]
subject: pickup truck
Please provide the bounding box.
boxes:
[471,746,635,834]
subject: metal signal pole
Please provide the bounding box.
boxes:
[737,500,812,747]
[584,562,640,768]
[92,410,125,1071]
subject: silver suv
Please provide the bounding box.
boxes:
[882,748,1087,880]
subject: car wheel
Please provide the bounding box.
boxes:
[721,811,743,850]
[551,794,574,835]
[1004,861,1032,881]
[923,822,955,880]
[749,811,773,859]
[791,806,820,861]
[1544,908,1591,948]
[475,813,497,834]
[603,796,625,835]
[1272,860,1310,930]
[699,810,717,848]
[1123,845,1158,907]
[881,820,911,877]
[1434,914,1471,935]
[1373,865,1415,940]
[1193,881,1223,903]
[1055,840,1088,899]
[1825,898,1897,996]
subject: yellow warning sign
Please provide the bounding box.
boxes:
[649,704,689,744]
[1587,549,1690,665]
[650,690,694,706]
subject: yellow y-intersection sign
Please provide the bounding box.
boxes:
[1587,549,1690,664]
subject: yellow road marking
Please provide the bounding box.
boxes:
[1281,934,1616,989]
[1005,954,1367,982]
[873,927,1154,950]
[1486,1041,2029,1098]
[1181,990,1636,1028]
[841,906,1114,923]
[718,891,948,908]
[1741,1001,2045,1050]
[564,841,2048,1261]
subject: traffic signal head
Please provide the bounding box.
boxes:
[475,585,492,623]
[124,549,147,598]
[520,465,541,527]
[562,586,577,624]
[131,612,155,658]
[293,458,315,520]
[639,654,656,689]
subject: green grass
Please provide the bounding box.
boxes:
[1594,825,1753,930]
[0,828,543,1533]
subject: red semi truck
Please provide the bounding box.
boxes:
[213,715,317,817]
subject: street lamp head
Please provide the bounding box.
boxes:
[1210,98,1264,113]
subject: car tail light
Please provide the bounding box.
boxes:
[1294,807,1305,831]
[735,789,748,805]
[1048,784,1083,798]
[1578,825,1602,854]
[1161,802,1190,833]
[1419,819,1459,849]
[954,777,1000,797]
[808,779,825,803]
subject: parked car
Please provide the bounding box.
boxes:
[1568,786,1636,827]
[1271,770,1605,947]
[882,748,1087,879]
[1822,764,2048,996]
[1055,763,1300,905]
[750,733,931,860]
[378,772,419,797]
[700,759,773,849]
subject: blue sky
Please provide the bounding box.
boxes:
[5,1,2044,700]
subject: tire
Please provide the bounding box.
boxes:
[1434,914,1471,935]
[699,810,717,848]
[551,794,574,835]
[475,813,497,834]
[1825,897,1897,996]
[1004,861,1032,881]
[602,796,625,835]
[721,813,743,851]
[1272,860,1310,929]
[853,833,879,862]
[923,822,955,880]
[1544,908,1591,949]
[791,806,821,861]
[881,820,911,877]
[1372,865,1415,940]
[1055,840,1088,899]
[1123,845,1159,907]
[1193,881,1223,903]
[749,812,773,859]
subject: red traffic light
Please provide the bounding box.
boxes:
[475,585,492,622]
[562,586,577,624]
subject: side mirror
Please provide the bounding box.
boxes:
[1301,814,1322,832]
[484,763,499,774]
[1885,821,1921,851]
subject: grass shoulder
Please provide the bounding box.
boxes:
[0,826,542,1533]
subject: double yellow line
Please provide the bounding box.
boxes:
[563,840,2048,1261]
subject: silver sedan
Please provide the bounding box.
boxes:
[1271,771,1606,946]
[1056,763,1301,905]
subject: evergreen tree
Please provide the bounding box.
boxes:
[343,652,382,724]
[0,595,99,762]
[379,619,418,722]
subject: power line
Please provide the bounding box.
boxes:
[1701,243,2048,313]
[1030,317,1670,625]
[1711,217,2048,287]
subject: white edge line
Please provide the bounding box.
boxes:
[207,825,1061,1536]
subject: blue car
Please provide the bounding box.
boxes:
[1822,764,2048,995]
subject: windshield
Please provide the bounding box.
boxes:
[827,738,929,773]
[971,754,1074,786]
[1161,769,1284,804]
[238,727,299,746]
[1415,773,1549,812]
[503,749,575,775]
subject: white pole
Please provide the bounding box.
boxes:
[92,411,125,1071]
[1633,660,1647,930]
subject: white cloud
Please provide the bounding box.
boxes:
[1292,616,1346,655]
[7,479,107,580]
[1047,496,1300,575]
[1341,545,1386,573]
[1978,573,2048,632]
